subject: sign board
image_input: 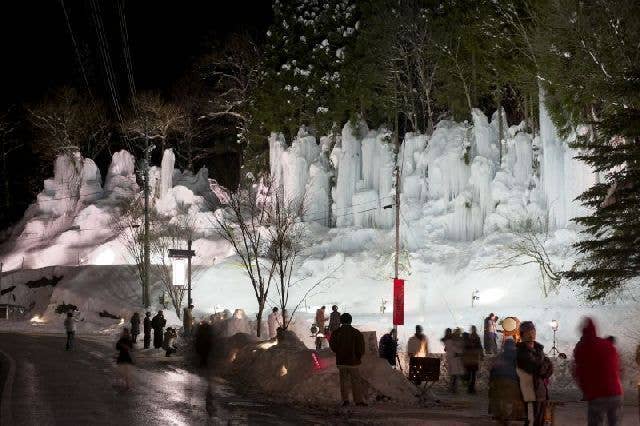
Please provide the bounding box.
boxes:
[362,331,378,356]
[168,249,196,259]
[393,278,404,325]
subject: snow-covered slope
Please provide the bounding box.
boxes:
[1,99,638,364]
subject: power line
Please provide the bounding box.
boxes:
[59,0,95,103]
[89,0,123,122]
[116,0,137,113]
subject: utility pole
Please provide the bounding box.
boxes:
[142,135,151,308]
[393,107,400,335]
[187,239,193,307]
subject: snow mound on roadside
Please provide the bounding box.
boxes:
[220,330,416,405]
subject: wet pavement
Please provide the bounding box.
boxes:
[0,332,209,425]
[1,332,637,425]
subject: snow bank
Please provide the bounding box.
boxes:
[216,329,416,405]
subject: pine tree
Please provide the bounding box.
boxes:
[536,0,640,299]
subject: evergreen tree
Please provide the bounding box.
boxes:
[536,0,640,299]
[257,0,359,139]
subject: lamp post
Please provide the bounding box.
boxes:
[168,241,196,307]
[549,320,560,357]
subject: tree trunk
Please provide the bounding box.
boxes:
[256,302,264,337]
[426,92,434,136]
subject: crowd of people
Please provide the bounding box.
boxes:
[329,310,623,425]
[62,302,627,423]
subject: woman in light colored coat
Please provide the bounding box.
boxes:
[443,328,465,393]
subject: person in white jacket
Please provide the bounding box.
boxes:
[64,311,80,350]
[267,307,281,339]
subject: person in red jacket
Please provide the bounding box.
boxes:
[573,317,623,425]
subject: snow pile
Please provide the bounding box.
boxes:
[0,265,184,335]
[217,329,416,405]
[1,148,220,271]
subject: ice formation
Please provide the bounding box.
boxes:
[104,150,138,197]
[539,88,596,229]
[160,148,175,198]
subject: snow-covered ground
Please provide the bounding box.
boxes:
[1,97,639,387]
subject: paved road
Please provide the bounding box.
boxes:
[0,332,209,425]
[5,332,633,425]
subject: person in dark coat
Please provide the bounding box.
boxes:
[130,312,141,343]
[489,337,526,423]
[195,320,213,366]
[484,313,498,354]
[328,305,341,336]
[329,313,366,406]
[378,329,398,367]
[573,317,623,426]
[116,328,134,390]
[516,321,553,426]
[462,325,483,394]
[151,311,167,349]
[143,312,152,349]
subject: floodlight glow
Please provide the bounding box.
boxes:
[30,315,45,323]
[550,319,559,331]
[94,248,115,265]
[172,258,187,286]
[479,288,505,304]
[258,341,278,350]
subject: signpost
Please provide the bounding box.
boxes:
[168,241,195,307]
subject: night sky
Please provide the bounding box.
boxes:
[0,0,272,108]
[0,0,272,226]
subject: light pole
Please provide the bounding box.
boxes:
[549,319,560,357]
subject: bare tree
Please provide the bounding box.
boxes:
[198,34,261,146]
[212,177,276,337]
[111,197,157,306]
[123,92,184,153]
[28,87,111,162]
[266,188,306,330]
[485,220,562,297]
[153,213,201,318]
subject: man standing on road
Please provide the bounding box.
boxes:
[328,305,341,337]
[329,313,366,407]
[151,311,166,349]
[143,312,152,349]
[130,312,141,344]
[573,317,623,426]
[64,311,80,350]
[183,305,194,337]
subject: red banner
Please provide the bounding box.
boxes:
[393,278,404,325]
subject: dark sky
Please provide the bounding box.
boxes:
[0,0,272,107]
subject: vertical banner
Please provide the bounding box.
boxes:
[393,278,404,325]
